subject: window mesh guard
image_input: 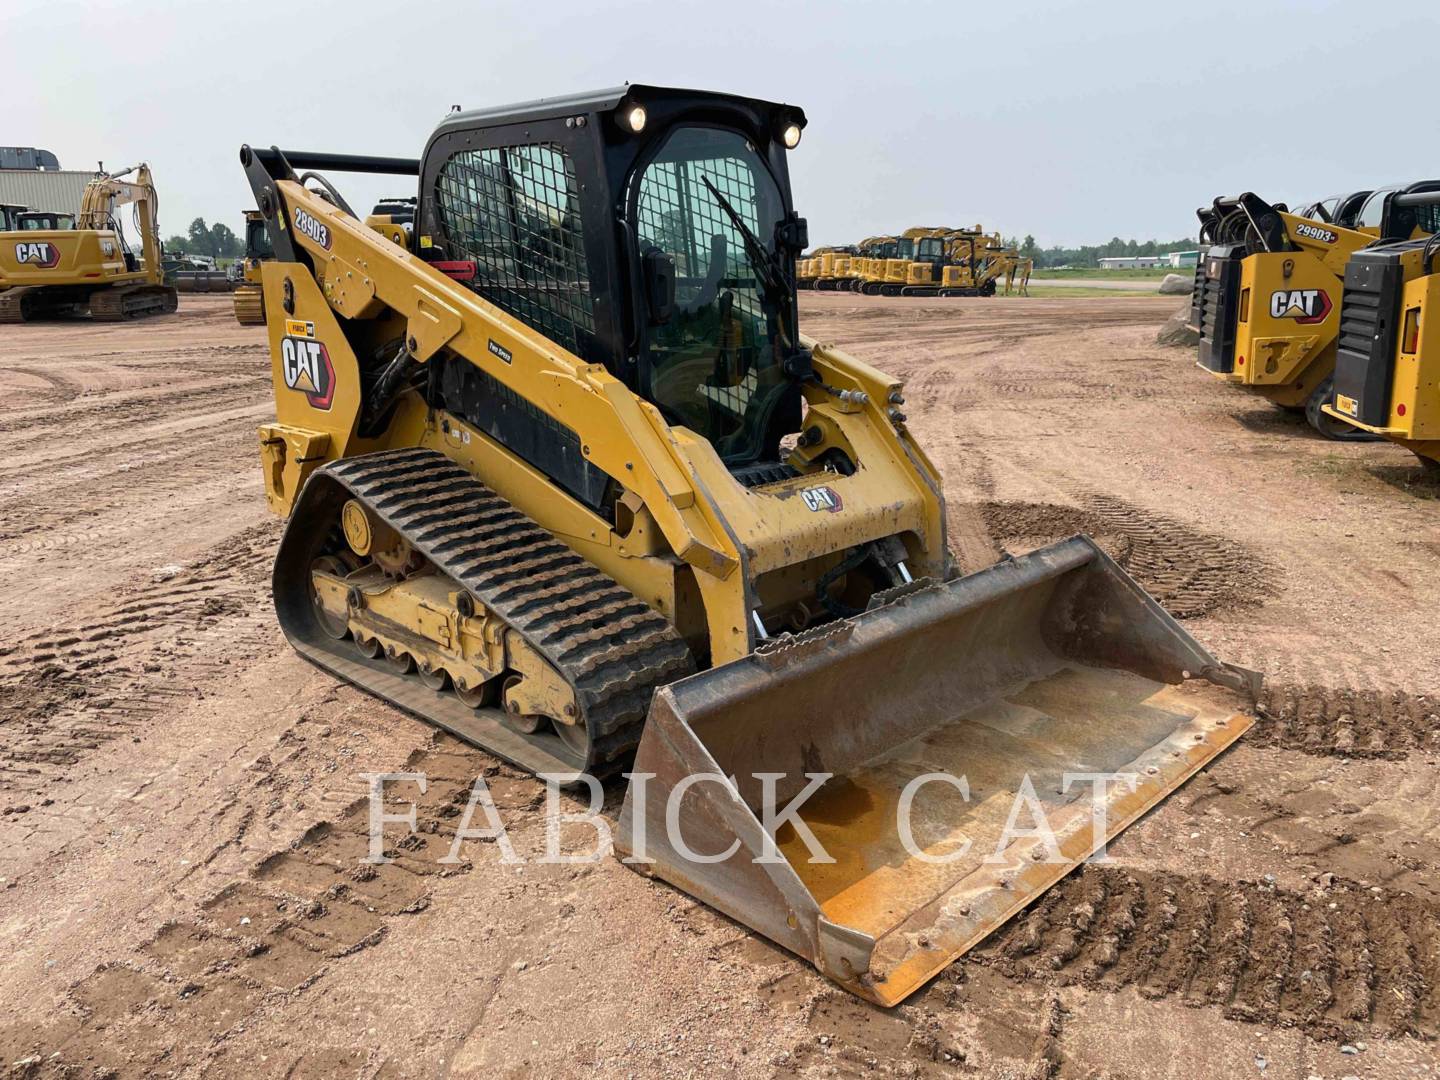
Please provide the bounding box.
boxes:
[435,145,597,361]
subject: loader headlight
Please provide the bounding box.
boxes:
[781,122,802,149]
[618,103,647,134]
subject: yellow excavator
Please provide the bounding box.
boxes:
[1190,183,1440,437]
[233,210,273,325]
[0,163,177,322]
[844,236,889,291]
[899,226,1011,297]
[242,84,1255,1006]
[1322,198,1440,475]
[809,246,857,291]
[853,234,921,295]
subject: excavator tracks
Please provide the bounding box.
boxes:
[0,283,177,323]
[89,283,179,322]
[0,287,74,323]
[274,448,695,778]
[0,289,30,324]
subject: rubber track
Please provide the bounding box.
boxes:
[317,448,695,767]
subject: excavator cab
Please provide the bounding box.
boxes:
[242,84,1256,1006]
[16,211,75,231]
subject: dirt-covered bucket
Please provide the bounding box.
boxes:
[616,536,1257,1005]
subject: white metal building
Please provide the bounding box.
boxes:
[0,170,95,215]
[1098,255,1166,269]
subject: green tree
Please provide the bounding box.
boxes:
[165,234,188,254]
[187,217,214,257]
[210,222,240,259]
[1020,235,1038,261]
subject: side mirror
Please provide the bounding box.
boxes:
[775,212,808,253]
[643,248,676,324]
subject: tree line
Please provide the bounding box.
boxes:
[165,217,242,259]
[1003,235,1199,268]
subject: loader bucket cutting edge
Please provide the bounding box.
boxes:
[615,536,1256,1006]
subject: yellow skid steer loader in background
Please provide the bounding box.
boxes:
[1323,202,1440,475]
[1190,185,1440,438]
[243,84,1255,1006]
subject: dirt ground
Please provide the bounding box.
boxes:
[2,293,1439,1079]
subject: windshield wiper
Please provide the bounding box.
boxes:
[701,176,788,302]
[700,175,807,372]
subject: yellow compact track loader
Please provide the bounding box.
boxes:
[233,210,273,325]
[243,85,1255,1006]
[0,163,177,322]
[1191,185,1440,438]
[1322,209,1440,474]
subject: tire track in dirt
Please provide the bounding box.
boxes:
[0,365,85,408]
[0,426,257,559]
[0,370,267,451]
[979,497,1268,619]
[969,865,1440,1042]
[0,521,279,799]
[0,739,517,1076]
[1251,684,1440,759]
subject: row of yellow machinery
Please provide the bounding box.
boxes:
[238,85,1253,1007]
[1190,181,1440,473]
[0,163,177,322]
[798,225,1031,296]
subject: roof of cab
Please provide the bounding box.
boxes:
[430,83,805,139]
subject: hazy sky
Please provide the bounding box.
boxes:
[9,0,1439,249]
